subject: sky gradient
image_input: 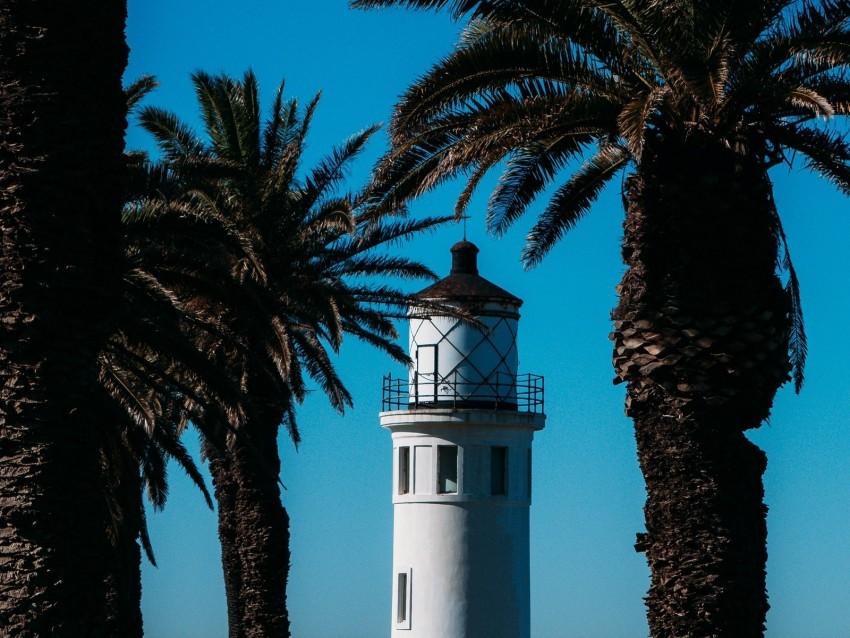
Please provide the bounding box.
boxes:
[126,2,850,636]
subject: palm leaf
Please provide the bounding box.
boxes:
[125,75,159,113]
[137,106,206,160]
[523,143,628,267]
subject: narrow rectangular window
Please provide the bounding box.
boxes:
[396,567,412,628]
[397,572,408,623]
[414,446,432,495]
[527,449,532,498]
[437,446,458,494]
[491,446,508,495]
[398,447,410,495]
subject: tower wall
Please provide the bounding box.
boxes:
[382,410,544,638]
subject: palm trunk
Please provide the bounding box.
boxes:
[104,457,144,638]
[0,2,128,634]
[207,409,291,638]
[207,440,247,638]
[612,132,790,637]
[102,419,145,638]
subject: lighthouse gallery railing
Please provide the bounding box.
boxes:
[382,371,544,413]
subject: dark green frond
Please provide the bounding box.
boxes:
[302,125,381,209]
[138,106,207,160]
[391,23,622,140]
[151,425,213,509]
[350,0,481,15]
[769,123,850,194]
[349,215,453,254]
[331,254,436,279]
[282,402,301,449]
[616,85,668,159]
[366,132,470,213]
[138,499,157,566]
[191,70,246,164]
[487,135,594,237]
[342,320,410,365]
[291,329,353,412]
[262,81,298,167]
[522,142,628,267]
[767,193,807,392]
[125,75,159,113]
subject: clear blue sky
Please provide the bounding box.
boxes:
[126,2,850,637]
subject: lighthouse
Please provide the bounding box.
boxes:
[381,241,545,638]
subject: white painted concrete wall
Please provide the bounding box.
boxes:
[381,409,545,638]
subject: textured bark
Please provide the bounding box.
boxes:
[103,443,144,638]
[612,132,789,637]
[109,487,144,638]
[207,405,291,638]
[207,439,247,638]
[0,2,128,635]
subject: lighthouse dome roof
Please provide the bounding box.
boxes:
[413,241,522,306]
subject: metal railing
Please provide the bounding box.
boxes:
[382,371,544,413]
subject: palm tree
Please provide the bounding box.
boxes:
[93,76,261,635]
[136,70,448,637]
[0,2,130,634]
[351,0,850,635]
[97,195,242,635]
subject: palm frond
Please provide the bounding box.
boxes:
[342,320,410,365]
[331,254,436,279]
[523,142,628,267]
[616,85,668,160]
[137,106,206,160]
[348,214,453,254]
[138,496,157,566]
[291,328,353,412]
[787,85,835,117]
[769,123,850,194]
[767,193,807,392]
[191,70,246,164]
[151,423,213,509]
[125,75,159,114]
[301,125,381,209]
[391,23,621,140]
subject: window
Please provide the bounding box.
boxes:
[437,446,458,494]
[398,447,410,495]
[415,344,438,404]
[527,448,532,498]
[414,445,432,495]
[491,446,508,495]
[397,572,408,623]
[396,568,412,629]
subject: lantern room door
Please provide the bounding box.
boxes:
[415,344,438,404]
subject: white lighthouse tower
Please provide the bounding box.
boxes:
[381,241,545,638]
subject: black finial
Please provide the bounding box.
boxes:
[450,240,479,275]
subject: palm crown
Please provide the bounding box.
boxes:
[359,1,850,227]
[134,70,446,433]
[126,70,449,636]
[352,2,850,635]
[355,0,850,390]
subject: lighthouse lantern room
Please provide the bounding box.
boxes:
[380,241,545,638]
